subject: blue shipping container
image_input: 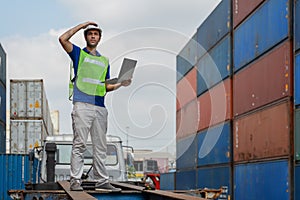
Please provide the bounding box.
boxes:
[176,34,198,82]
[175,169,196,190]
[196,0,230,55]
[295,53,300,105]
[176,134,197,170]
[0,154,37,200]
[197,35,231,96]
[234,0,289,71]
[197,165,231,195]
[0,122,5,153]
[160,172,175,190]
[0,83,6,124]
[234,160,289,200]
[0,44,6,86]
[295,0,300,51]
[197,122,231,167]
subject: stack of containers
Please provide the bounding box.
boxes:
[10,79,53,154]
[176,0,232,195]
[175,0,299,199]
[233,0,292,199]
[0,44,6,153]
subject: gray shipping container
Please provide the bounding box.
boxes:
[0,43,6,86]
[10,120,48,154]
[10,79,53,135]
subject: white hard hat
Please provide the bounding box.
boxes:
[84,25,102,36]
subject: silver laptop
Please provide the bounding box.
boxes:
[106,58,137,84]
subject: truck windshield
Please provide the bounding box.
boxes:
[55,144,118,166]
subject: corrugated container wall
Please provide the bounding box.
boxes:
[234,0,289,71]
[232,0,265,28]
[197,122,231,167]
[233,101,291,162]
[196,0,230,55]
[10,120,48,154]
[197,35,231,96]
[234,160,289,200]
[176,34,198,82]
[10,79,53,136]
[234,41,292,116]
[176,67,197,111]
[0,154,39,200]
[198,78,232,131]
[176,100,198,140]
[0,43,6,86]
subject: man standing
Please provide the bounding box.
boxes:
[59,21,130,191]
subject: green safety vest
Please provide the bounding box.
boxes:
[69,50,109,99]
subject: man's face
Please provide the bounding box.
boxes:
[85,30,101,48]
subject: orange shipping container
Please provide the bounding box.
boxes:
[176,67,197,111]
[233,100,291,162]
[176,100,198,140]
[233,41,292,117]
[198,78,232,131]
[233,0,265,28]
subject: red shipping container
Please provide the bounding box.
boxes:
[233,41,292,117]
[176,67,197,111]
[198,78,232,131]
[233,100,291,162]
[233,0,265,28]
[176,100,198,140]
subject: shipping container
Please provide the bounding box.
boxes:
[234,41,292,116]
[233,100,291,162]
[10,120,49,154]
[176,33,198,82]
[0,83,6,124]
[0,154,39,200]
[295,53,300,105]
[233,0,265,28]
[295,108,300,161]
[234,160,289,200]
[198,78,231,131]
[197,165,231,197]
[234,0,289,71]
[197,122,231,167]
[295,164,300,200]
[196,0,230,55]
[176,100,198,140]
[160,172,175,190]
[296,0,300,51]
[10,79,53,135]
[175,169,196,190]
[0,122,5,153]
[176,134,197,170]
[0,43,6,86]
[197,35,231,96]
[176,67,197,111]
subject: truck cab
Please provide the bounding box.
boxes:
[40,134,127,182]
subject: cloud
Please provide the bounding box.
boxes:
[2,0,221,153]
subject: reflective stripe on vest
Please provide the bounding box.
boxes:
[73,50,108,97]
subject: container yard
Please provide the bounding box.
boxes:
[0,0,300,199]
[176,0,299,199]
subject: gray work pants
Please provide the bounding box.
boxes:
[70,102,109,184]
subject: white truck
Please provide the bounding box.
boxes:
[39,134,127,182]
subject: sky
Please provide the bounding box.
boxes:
[0,0,220,155]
